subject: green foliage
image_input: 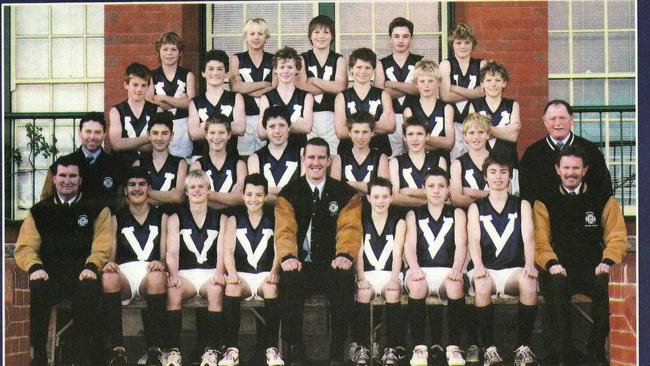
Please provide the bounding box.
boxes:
[12,123,58,171]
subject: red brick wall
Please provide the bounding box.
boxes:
[5,259,31,366]
[454,1,549,155]
[609,253,637,366]
[104,4,201,149]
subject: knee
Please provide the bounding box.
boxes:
[332,268,354,284]
[518,276,538,295]
[445,279,464,299]
[29,279,48,297]
[281,270,302,287]
[167,288,184,308]
[356,288,373,303]
[206,284,224,303]
[101,272,121,292]
[144,271,167,290]
[78,278,100,296]
[407,280,427,299]
[384,289,401,303]
[225,283,241,297]
[473,278,493,298]
[261,283,278,298]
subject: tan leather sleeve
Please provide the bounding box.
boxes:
[274,196,298,260]
[601,196,628,264]
[14,213,43,273]
[533,200,558,269]
[335,194,363,259]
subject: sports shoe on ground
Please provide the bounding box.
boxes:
[465,345,480,364]
[161,348,182,366]
[145,346,163,366]
[200,348,220,366]
[446,345,466,366]
[410,345,429,366]
[482,346,503,366]
[429,344,445,366]
[348,342,360,361]
[265,347,285,366]
[381,347,399,365]
[218,347,240,366]
[395,346,408,362]
[107,346,127,366]
[513,345,537,366]
[350,344,371,365]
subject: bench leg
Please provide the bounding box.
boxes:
[52,319,73,366]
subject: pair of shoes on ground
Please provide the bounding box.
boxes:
[409,344,466,365]
[157,346,282,366]
[481,345,538,366]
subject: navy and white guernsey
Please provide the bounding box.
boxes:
[408,98,451,165]
[448,57,483,123]
[264,88,309,148]
[255,144,301,188]
[339,148,382,183]
[114,206,163,264]
[470,97,519,166]
[413,204,456,268]
[196,154,239,193]
[235,51,274,116]
[233,207,275,274]
[472,195,524,270]
[457,153,488,191]
[361,207,402,272]
[177,205,221,270]
[151,66,190,119]
[379,53,423,113]
[139,152,183,214]
[337,86,392,156]
[302,49,342,112]
[114,100,159,166]
[395,151,442,189]
[191,91,239,157]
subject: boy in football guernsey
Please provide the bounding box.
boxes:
[348,178,406,366]
[439,24,486,161]
[102,167,168,365]
[450,113,491,208]
[466,155,538,366]
[298,15,348,154]
[469,60,522,196]
[230,18,276,156]
[163,169,228,366]
[389,116,447,207]
[109,63,160,168]
[403,168,467,366]
[135,112,188,214]
[147,32,196,159]
[403,59,455,166]
[189,49,246,161]
[220,174,284,366]
[190,115,247,210]
[248,105,303,204]
[334,47,395,157]
[375,17,423,157]
[330,111,389,195]
[258,47,314,149]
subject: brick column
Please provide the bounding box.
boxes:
[5,258,31,366]
[609,253,637,365]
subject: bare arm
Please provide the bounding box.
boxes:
[489,100,521,143]
[207,160,247,209]
[148,159,188,204]
[451,208,468,272]
[330,155,342,180]
[222,215,238,275]
[425,104,455,150]
[231,93,246,136]
[466,203,486,273]
[108,107,150,151]
[377,154,389,179]
[257,95,270,140]
[153,72,196,110]
[450,159,479,208]
[403,211,420,270]
[165,214,180,278]
[373,62,386,89]
[290,93,314,134]
[333,93,349,139]
[520,200,538,277]
[375,90,396,134]
[188,100,205,141]
[229,55,272,95]
[389,158,426,206]
[308,57,349,94]
[449,59,487,100]
[439,60,466,103]
[391,219,406,278]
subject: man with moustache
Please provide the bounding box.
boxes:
[275,137,363,366]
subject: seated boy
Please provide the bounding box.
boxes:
[466,154,538,366]
[403,168,467,366]
[330,111,389,195]
[220,174,285,366]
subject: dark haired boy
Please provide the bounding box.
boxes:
[109,63,160,168]
[375,17,424,157]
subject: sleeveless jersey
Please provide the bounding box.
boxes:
[408,98,451,165]
[233,207,275,273]
[264,88,309,148]
[177,205,221,270]
[361,207,402,271]
[448,57,483,123]
[339,148,382,183]
[114,206,163,264]
[337,86,392,156]
[196,153,239,193]
[472,195,524,270]
[235,51,274,116]
[191,91,239,157]
[151,66,190,119]
[470,97,519,166]
[302,49,342,112]
[114,100,158,166]
[255,144,301,188]
[139,153,182,192]
[457,153,488,190]
[395,151,442,189]
[379,53,423,113]
[413,204,456,267]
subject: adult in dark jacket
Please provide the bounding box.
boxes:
[275,137,363,365]
[519,99,612,203]
[534,146,627,366]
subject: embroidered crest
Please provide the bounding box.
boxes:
[328,201,339,215]
[78,214,89,227]
[585,211,597,226]
[103,176,114,188]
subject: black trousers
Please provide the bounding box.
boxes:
[539,268,610,357]
[29,273,101,365]
[280,262,355,361]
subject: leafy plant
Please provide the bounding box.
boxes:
[12,123,58,171]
